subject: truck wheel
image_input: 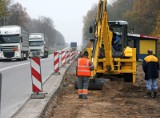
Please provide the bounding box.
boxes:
[24,52,28,60]
[17,53,24,61]
[21,53,24,61]
[44,51,48,58]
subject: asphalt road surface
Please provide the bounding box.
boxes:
[0,55,54,118]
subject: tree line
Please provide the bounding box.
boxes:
[0,0,65,50]
[82,0,160,45]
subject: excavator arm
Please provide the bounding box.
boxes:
[91,0,114,76]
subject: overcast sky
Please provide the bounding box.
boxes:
[15,0,112,46]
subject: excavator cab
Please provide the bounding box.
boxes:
[109,21,128,57]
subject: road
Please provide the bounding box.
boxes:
[0,55,54,118]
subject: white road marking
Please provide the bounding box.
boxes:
[0,56,53,72]
[0,62,29,72]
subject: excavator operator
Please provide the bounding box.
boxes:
[110,27,120,51]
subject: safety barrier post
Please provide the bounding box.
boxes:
[70,51,77,61]
[68,52,71,63]
[74,51,77,58]
[53,51,60,75]
[30,56,45,99]
[75,50,79,58]
[66,51,70,64]
[61,51,66,67]
[69,51,73,62]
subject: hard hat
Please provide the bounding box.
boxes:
[147,49,153,53]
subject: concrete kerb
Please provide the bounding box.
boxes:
[12,60,75,118]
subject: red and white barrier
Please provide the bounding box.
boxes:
[30,57,43,93]
[61,51,66,66]
[54,52,60,73]
[69,52,72,61]
[66,51,70,63]
[70,51,77,61]
[75,50,79,58]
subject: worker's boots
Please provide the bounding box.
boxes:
[79,95,88,99]
[144,92,152,99]
[153,92,157,98]
[79,95,83,99]
[82,95,88,99]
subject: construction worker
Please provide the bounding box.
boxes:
[142,49,159,98]
[76,51,94,99]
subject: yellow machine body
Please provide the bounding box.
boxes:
[88,0,136,83]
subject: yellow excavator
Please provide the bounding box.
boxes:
[76,0,136,90]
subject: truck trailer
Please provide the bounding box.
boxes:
[29,33,48,58]
[0,25,29,61]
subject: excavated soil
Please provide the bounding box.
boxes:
[42,61,160,118]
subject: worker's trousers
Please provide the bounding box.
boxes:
[77,76,90,97]
[146,79,158,92]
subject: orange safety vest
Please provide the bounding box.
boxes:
[77,58,91,76]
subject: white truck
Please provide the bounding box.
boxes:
[0,25,29,61]
[29,33,48,58]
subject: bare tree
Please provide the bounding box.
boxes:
[8,2,29,28]
[82,5,97,45]
[0,0,12,26]
[26,16,65,49]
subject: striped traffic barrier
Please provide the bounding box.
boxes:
[69,51,73,62]
[66,51,70,63]
[70,51,77,61]
[53,51,60,74]
[75,50,79,58]
[30,56,45,99]
[61,51,66,67]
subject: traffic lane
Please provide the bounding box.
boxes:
[1,64,31,118]
[0,54,53,70]
[1,56,54,118]
[0,59,29,70]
